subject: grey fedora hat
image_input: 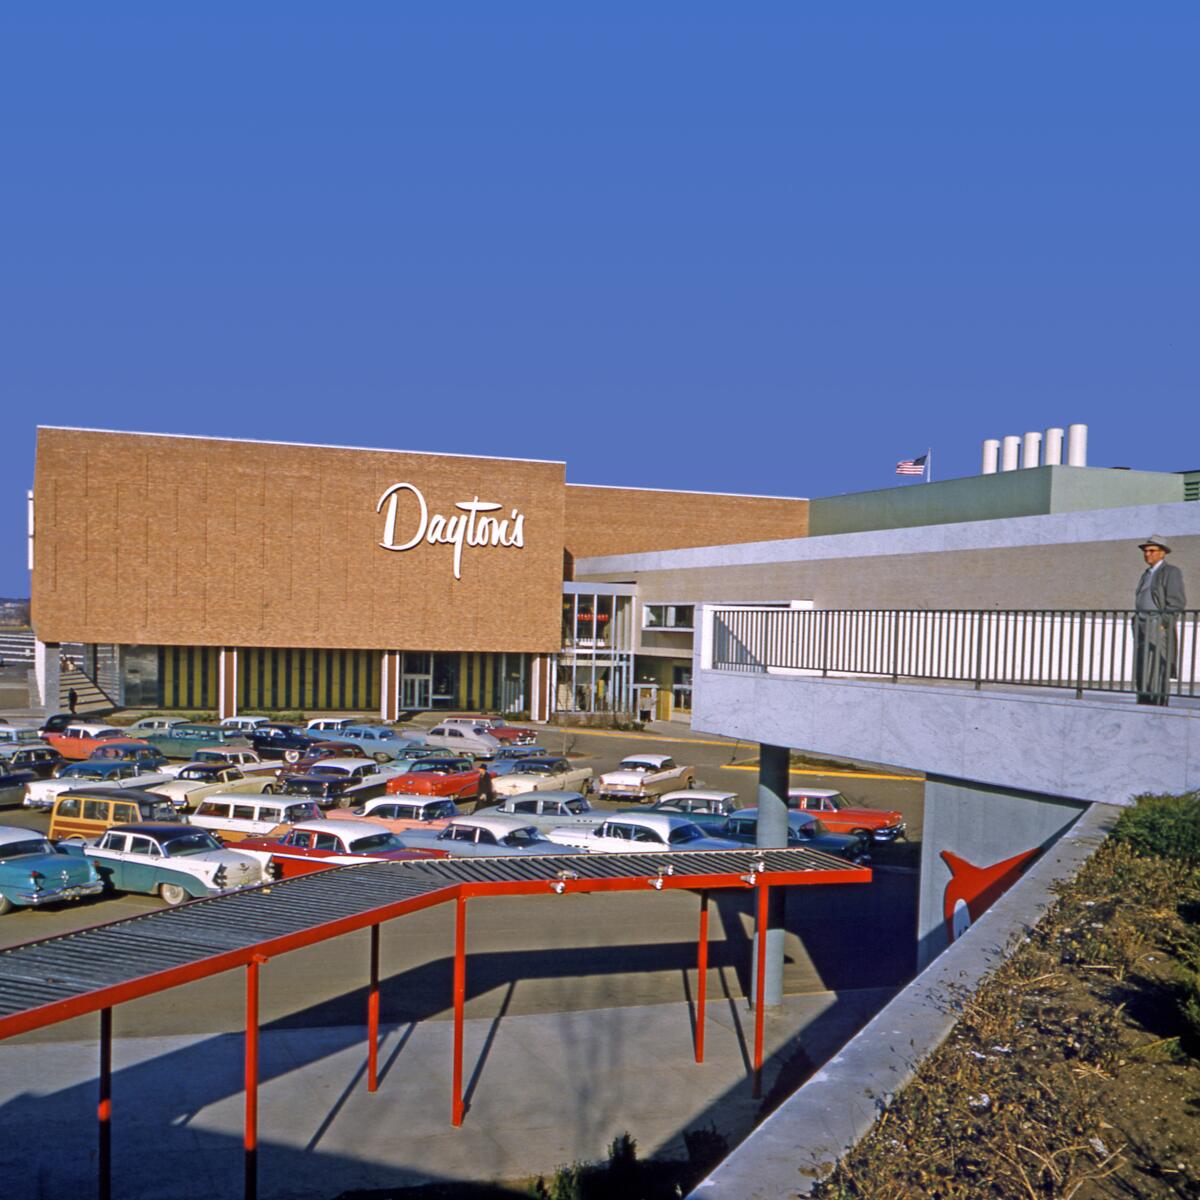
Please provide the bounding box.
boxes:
[1138,535,1172,553]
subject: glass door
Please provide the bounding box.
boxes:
[401,652,432,711]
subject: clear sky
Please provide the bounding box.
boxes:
[2,4,1197,596]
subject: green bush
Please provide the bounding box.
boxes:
[1111,791,1200,866]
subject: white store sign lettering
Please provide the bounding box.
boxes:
[376,482,526,580]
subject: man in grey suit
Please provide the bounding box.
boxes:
[1133,535,1186,705]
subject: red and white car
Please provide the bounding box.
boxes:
[236,820,447,878]
[45,724,151,762]
[385,757,492,803]
[788,788,907,842]
[441,717,538,746]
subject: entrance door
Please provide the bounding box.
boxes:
[401,675,431,709]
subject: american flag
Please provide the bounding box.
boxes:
[896,453,927,477]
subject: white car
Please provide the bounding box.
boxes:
[220,716,272,733]
[147,764,276,811]
[490,757,594,798]
[157,747,279,779]
[482,790,603,831]
[400,813,586,857]
[23,763,173,810]
[594,754,696,802]
[421,724,502,759]
[305,717,358,734]
[545,812,740,854]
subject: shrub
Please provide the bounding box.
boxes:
[1111,790,1200,865]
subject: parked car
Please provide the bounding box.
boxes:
[481,790,602,832]
[719,808,872,864]
[594,754,696,802]
[48,787,184,841]
[277,759,398,808]
[333,724,428,762]
[246,724,326,763]
[87,742,171,771]
[421,724,502,760]
[123,717,188,737]
[384,757,492,803]
[626,789,745,832]
[305,717,357,734]
[189,795,324,842]
[24,761,172,811]
[38,713,77,737]
[141,723,250,760]
[490,744,550,764]
[159,747,280,780]
[236,820,445,878]
[69,824,269,904]
[0,726,49,748]
[787,788,907,842]
[340,795,460,833]
[545,812,740,854]
[273,743,373,780]
[0,760,38,808]
[401,813,587,858]
[441,717,537,746]
[147,763,277,811]
[0,827,104,914]
[44,724,143,761]
[220,716,272,733]
[0,744,65,779]
[489,757,594,798]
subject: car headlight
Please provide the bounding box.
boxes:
[213,865,227,887]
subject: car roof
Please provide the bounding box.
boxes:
[293,819,378,837]
[65,724,121,736]
[365,794,446,809]
[733,807,817,824]
[448,813,535,834]
[603,812,696,832]
[0,826,49,846]
[502,789,585,804]
[106,823,208,837]
[618,753,672,767]
[56,786,173,802]
[658,789,736,803]
[309,757,375,770]
[787,788,841,798]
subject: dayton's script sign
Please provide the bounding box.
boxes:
[376,482,526,580]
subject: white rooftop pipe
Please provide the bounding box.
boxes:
[1021,431,1042,468]
[1044,428,1064,466]
[981,439,1000,474]
[1066,424,1088,466]
[1000,436,1021,472]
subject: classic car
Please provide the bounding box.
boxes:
[219,715,272,733]
[245,724,327,763]
[23,761,172,811]
[159,747,280,779]
[332,724,428,762]
[305,717,357,734]
[787,788,907,842]
[38,713,77,737]
[45,724,143,761]
[341,795,460,832]
[189,795,324,842]
[719,808,872,864]
[0,726,49,747]
[384,757,492,802]
[621,789,745,831]
[400,813,587,857]
[236,819,445,878]
[441,717,537,746]
[71,823,269,903]
[489,756,594,798]
[0,744,66,779]
[0,760,38,808]
[545,812,741,854]
[490,745,550,763]
[48,787,183,840]
[0,826,104,914]
[594,754,696,802]
[273,742,373,779]
[123,717,188,737]
[147,763,277,811]
[277,758,398,807]
[480,790,603,831]
[141,723,251,759]
[87,742,171,771]
[421,724,502,759]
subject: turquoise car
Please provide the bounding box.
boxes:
[141,723,252,759]
[0,826,104,914]
[331,725,426,762]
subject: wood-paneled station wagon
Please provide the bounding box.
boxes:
[594,754,695,802]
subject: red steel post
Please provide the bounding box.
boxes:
[695,890,709,1063]
[99,1006,112,1200]
[367,923,380,1093]
[753,880,768,1098]
[451,894,467,1126]
[245,954,267,1200]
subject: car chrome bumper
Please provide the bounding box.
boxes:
[17,880,105,905]
[871,824,906,842]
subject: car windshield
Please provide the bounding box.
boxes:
[500,828,542,846]
[521,762,554,774]
[140,802,180,821]
[163,832,222,856]
[0,838,56,858]
[310,766,347,778]
[349,832,406,853]
[64,766,106,778]
[668,824,704,844]
[619,761,653,772]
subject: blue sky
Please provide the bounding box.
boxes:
[2,4,1197,596]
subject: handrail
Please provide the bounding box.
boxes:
[706,606,1200,701]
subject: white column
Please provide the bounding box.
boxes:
[1021,431,1042,468]
[981,439,1000,474]
[34,639,60,713]
[1044,427,1064,465]
[1067,424,1088,466]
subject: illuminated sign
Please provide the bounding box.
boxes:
[376,483,526,581]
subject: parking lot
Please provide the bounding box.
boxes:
[0,715,923,1046]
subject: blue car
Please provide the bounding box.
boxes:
[332,725,427,762]
[0,826,104,914]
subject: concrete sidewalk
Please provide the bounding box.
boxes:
[0,988,892,1199]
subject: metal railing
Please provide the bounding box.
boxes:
[708,607,1200,700]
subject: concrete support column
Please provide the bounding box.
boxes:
[380,651,401,722]
[753,742,790,1008]
[34,639,60,713]
[529,654,552,723]
[217,649,239,720]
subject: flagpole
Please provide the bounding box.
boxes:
[926,447,932,483]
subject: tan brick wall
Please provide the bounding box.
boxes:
[32,429,567,651]
[564,485,808,559]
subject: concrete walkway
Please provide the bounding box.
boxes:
[0,988,892,1199]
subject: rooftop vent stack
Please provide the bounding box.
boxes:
[1021,431,1042,468]
[1000,436,1021,472]
[1044,427,1064,466]
[981,439,1000,474]
[1066,423,1088,467]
